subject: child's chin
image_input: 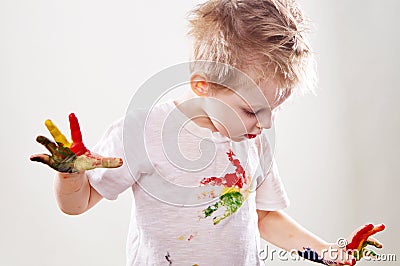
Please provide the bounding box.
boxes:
[230,135,248,142]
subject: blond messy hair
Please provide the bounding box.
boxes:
[188,0,317,96]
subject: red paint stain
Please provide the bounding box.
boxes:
[200,149,247,188]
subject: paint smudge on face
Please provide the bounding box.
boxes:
[199,150,252,225]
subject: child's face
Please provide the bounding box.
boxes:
[203,78,288,142]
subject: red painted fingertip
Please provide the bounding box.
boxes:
[375,223,386,231]
[69,113,83,143]
[369,223,386,236]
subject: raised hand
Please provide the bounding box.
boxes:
[30,113,123,173]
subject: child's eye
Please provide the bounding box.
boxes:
[242,109,256,117]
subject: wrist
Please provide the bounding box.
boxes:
[315,241,332,252]
[297,242,337,266]
[55,171,87,195]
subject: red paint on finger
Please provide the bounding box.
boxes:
[346,224,385,251]
[69,113,89,155]
[69,113,83,142]
[70,142,89,156]
[346,224,374,250]
[370,224,385,235]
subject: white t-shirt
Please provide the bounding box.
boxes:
[87,99,290,266]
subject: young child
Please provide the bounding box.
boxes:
[31,0,385,265]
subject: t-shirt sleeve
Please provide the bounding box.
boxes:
[255,160,290,210]
[255,133,290,211]
[86,118,135,200]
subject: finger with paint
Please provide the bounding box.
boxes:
[45,113,88,155]
[31,137,123,173]
[346,223,385,261]
[68,113,89,155]
[45,119,71,147]
[73,153,123,171]
[30,135,78,173]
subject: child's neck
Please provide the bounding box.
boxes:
[173,91,219,133]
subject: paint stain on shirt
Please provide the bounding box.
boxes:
[199,149,252,225]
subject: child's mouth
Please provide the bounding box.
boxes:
[245,134,258,139]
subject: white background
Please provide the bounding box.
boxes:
[0,0,399,265]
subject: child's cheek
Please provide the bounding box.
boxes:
[226,117,249,136]
[204,99,246,131]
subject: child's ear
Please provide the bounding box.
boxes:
[190,74,210,96]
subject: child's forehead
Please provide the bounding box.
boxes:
[232,76,289,109]
[232,82,274,107]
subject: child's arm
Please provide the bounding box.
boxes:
[54,171,103,215]
[257,210,385,265]
[257,210,329,255]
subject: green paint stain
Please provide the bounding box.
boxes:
[203,191,244,225]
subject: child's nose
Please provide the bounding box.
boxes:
[256,118,272,130]
[257,111,275,129]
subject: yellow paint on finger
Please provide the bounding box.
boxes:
[45,119,71,147]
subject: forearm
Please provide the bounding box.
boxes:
[54,171,102,215]
[258,210,329,253]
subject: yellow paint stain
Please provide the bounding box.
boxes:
[209,190,216,198]
[178,235,185,241]
[222,186,239,195]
